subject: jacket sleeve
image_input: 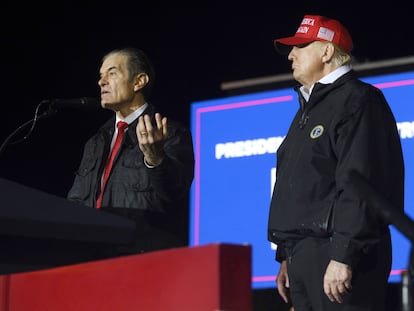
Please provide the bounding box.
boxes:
[275,244,287,263]
[330,86,404,267]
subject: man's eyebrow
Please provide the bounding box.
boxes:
[100,65,118,76]
[107,66,118,72]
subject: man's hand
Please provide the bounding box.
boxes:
[136,113,167,166]
[276,260,291,304]
[323,260,353,303]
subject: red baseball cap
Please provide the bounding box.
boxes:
[274,15,353,54]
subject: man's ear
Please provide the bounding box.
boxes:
[134,73,149,92]
[322,43,335,63]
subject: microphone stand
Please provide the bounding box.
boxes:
[347,170,414,311]
[0,101,56,158]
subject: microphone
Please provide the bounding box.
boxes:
[47,97,101,110]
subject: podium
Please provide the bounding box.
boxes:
[0,178,136,274]
[0,243,252,311]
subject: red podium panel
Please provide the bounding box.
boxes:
[5,243,252,311]
[0,276,8,311]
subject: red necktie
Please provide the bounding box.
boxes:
[96,121,128,209]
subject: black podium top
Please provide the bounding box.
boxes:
[0,178,136,274]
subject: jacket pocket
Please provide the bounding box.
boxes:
[69,157,98,201]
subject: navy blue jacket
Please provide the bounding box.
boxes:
[268,70,404,267]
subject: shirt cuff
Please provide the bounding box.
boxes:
[143,157,163,168]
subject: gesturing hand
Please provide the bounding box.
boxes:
[136,112,168,166]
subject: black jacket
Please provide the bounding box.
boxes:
[67,104,195,253]
[268,70,405,266]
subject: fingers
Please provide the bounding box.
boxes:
[136,113,167,167]
[324,280,352,303]
[143,114,154,136]
[155,113,168,137]
[136,116,148,138]
[155,113,162,129]
[137,113,168,141]
[161,116,168,136]
[344,282,352,292]
[276,262,290,304]
[277,283,290,304]
[324,260,352,303]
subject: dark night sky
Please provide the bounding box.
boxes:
[2,1,413,197]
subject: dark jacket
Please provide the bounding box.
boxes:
[67,104,195,253]
[268,70,404,267]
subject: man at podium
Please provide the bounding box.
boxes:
[67,48,195,256]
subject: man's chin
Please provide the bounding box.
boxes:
[101,101,116,109]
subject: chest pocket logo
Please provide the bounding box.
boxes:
[310,125,324,139]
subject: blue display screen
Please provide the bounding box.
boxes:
[189,71,414,289]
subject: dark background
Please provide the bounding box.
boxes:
[2,1,413,196]
[1,1,413,310]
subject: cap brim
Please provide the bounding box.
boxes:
[274,36,315,54]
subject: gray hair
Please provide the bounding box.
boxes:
[103,48,155,100]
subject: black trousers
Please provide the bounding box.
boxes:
[285,233,391,311]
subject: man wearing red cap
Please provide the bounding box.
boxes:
[267,15,405,310]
